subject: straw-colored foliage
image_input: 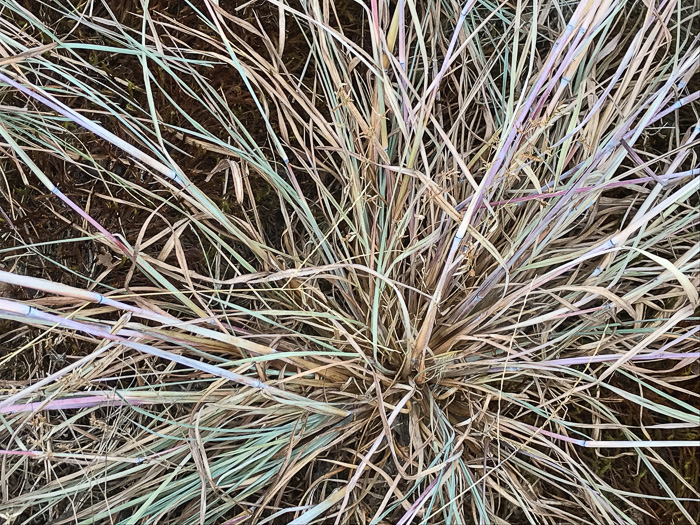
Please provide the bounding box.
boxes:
[0,0,698,523]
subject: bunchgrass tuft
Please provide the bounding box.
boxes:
[0,0,698,523]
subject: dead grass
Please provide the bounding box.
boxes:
[0,0,698,524]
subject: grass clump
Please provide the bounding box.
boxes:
[0,0,698,523]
